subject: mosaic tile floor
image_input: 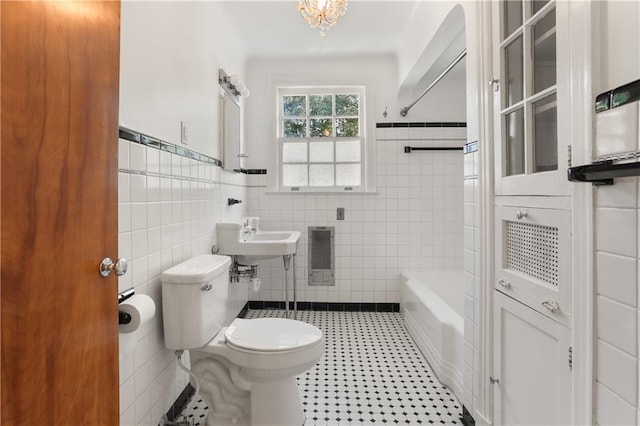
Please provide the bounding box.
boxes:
[180,310,463,425]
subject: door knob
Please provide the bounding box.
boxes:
[99,257,128,277]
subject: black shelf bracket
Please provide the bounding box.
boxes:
[567,160,640,186]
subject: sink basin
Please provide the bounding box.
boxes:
[216,222,301,265]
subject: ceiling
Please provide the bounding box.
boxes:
[218,1,421,58]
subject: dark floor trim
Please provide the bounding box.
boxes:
[248,301,400,312]
[164,383,195,423]
[461,405,476,426]
[238,302,249,318]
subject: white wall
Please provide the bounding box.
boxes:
[118,2,250,424]
[119,1,244,159]
[247,126,465,304]
[592,1,640,423]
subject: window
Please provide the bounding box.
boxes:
[278,87,365,191]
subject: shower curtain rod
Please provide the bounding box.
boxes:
[400,49,467,117]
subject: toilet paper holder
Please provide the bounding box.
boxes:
[118,288,135,325]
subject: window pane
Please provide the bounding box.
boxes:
[310,95,332,116]
[309,164,334,186]
[335,94,359,115]
[310,118,333,137]
[283,119,306,137]
[336,164,361,186]
[283,164,307,186]
[282,142,307,163]
[533,9,556,93]
[310,142,334,162]
[505,108,525,176]
[533,93,557,173]
[336,118,359,137]
[283,95,306,117]
[503,0,522,39]
[336,141,361,162]
[532,0,550,14]
[505,36,524,106]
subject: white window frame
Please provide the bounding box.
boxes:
[277,86,366,192]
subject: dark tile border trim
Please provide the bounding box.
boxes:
[596,78,640,113]
[463,141,478,154]
[119,126,223,168]
[238,302,249,318]
[165,383,195,422]
[377,122,466,128]
[462,405,476,426]
[248,301,400,312]
[233,168,268,175]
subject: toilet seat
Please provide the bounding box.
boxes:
[225,318,322,352]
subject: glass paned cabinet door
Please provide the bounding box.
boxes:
[494,0,569,195]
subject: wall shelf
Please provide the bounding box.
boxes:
[567,160,640,186]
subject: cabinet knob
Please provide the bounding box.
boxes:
[516,211,528,220]
[542,300,560,314]
[498,279,512,290]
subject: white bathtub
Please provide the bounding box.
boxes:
[400,269,464,402]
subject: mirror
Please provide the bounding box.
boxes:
[222,93,241,171]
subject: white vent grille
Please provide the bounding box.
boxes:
[308,226,335,286]
[505,221,559,286]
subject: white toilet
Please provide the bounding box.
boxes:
[161,254,324,426]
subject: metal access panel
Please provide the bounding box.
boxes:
[308,226,335,286]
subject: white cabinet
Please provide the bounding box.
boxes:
[495,203,571,328]
[493,291,572,425]
[492,0,571,196]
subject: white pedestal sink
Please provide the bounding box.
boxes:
[216,222,300,265]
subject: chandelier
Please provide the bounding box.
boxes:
[297,0,348,36]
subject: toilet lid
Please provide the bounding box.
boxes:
[225,318,322,352]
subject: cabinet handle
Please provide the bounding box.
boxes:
[541,300,560,314]
[498,279,512,290]
[516,211,528,220]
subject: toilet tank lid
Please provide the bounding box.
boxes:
[161,255,231,284]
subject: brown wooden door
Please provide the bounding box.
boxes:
[1,2,121,424]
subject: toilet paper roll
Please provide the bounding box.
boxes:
[119,294,156,334]
[251,277,262,292]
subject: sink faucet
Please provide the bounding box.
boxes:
[242,220,255,235]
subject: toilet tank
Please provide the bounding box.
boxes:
[161,255,232,350]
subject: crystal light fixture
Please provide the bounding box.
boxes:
[297,0,348,36]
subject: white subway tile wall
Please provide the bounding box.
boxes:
[118,138,249,426]
[246,126,465,304]
[462,143,479,414]
[594,176,640,423]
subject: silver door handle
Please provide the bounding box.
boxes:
[100,257,128,277]
[541,300,560,314]
[498,279,512,289]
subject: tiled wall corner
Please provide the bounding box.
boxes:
[247,126,465,305]
[118,136,249,426]
[462,141,479,413]
[593,176,640,424]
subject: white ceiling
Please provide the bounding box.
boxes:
[218,1,421,58]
